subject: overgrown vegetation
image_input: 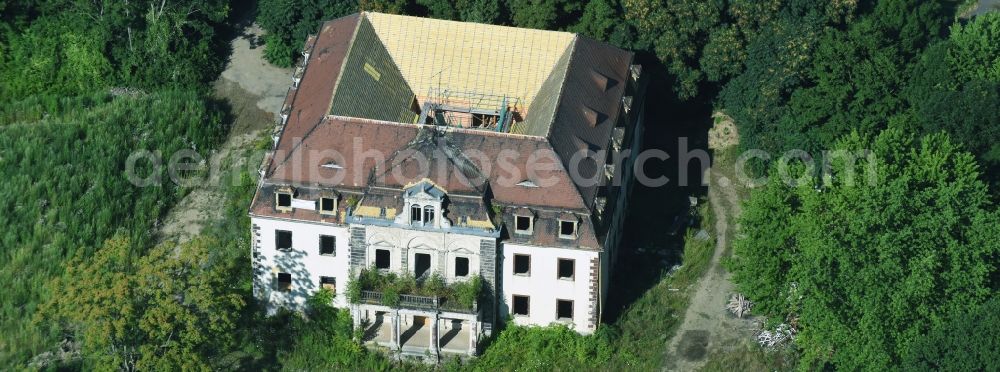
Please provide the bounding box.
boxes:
[728,129,1000,369]
[37,235,245,370]
[0,0,232,367]
[0,0,231,101]
[348,269,483,309]
[0,90,225,366]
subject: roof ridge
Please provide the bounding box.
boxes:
[543,35,579,139]
[361,11,576,38]
[541,35,593,210]
[327,115,551,141]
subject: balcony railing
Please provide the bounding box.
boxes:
[358,290,477,313]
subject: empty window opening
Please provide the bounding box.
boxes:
[559,220,577,238]
[472,113,499,128]
[320,276,336,293]
[423,205,435,225]
[276,230,292,251]
[276,192,292,210]
[557,299,573,320]
[411,204,422,224]
[414,253,431,278]
[513,254,530,275]
[455,257,470,277]
[277,272,291,292]
[512,295,530,316]
[319,235,336,256]
[320,197,336,214]
[375,249,391,269]
[558,259,575,280]
[515,215,532,234]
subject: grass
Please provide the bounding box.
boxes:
[700,341,798,371]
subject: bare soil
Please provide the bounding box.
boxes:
[220,24,294,114]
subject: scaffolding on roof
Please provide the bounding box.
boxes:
[419,88,522,132]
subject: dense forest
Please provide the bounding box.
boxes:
[1,0,997,370]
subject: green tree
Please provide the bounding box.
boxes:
[0,90,225,367]
[456,0,501,24]
[946,13,1000,83]
[38,236,245,370]
[725,177,797,318]
[722,0,951,158]
[276,291,389,370]
[905,13,1000,188]
[568,0,619,41]
[902,297,1000,371]
[730,129,1000,369]
[508,0,582,30]
[0,0,231,100]
[258,0,357,67]
[622,0,723,99]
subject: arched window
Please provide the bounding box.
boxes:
[411,204,422,223]
[423,205,435,225]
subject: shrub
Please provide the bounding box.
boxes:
[381,287,400,308]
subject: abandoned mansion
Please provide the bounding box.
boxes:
[250,12,646,357]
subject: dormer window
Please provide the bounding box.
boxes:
[411,204,422,224]
[516,179,539,188]
[319,197,336,215]
[409,204,436,226]
[400,179,447,228]
[423,205,435,225]
[559,220,577,239]
[275,188,293,212]
[320,161,343,169]
[515,215,533,234]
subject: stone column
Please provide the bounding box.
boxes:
[391,310,401,350]
[469,320,478,356]
[351,305,360,331]
[430,313,440,360]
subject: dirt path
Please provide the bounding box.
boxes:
[662,118,755,371]
[157,25,289,243]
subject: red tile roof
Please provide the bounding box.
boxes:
[267,116,589,210]
[267,14,359,176]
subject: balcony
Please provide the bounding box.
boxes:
[358,290,478,313]
[348,269,481,314]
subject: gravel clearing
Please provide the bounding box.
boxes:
[158,24,290,243]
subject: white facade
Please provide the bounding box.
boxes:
[252,217,351,309]
[500,243,599,334]
[362,224,483,281]
[252,208,601,335]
